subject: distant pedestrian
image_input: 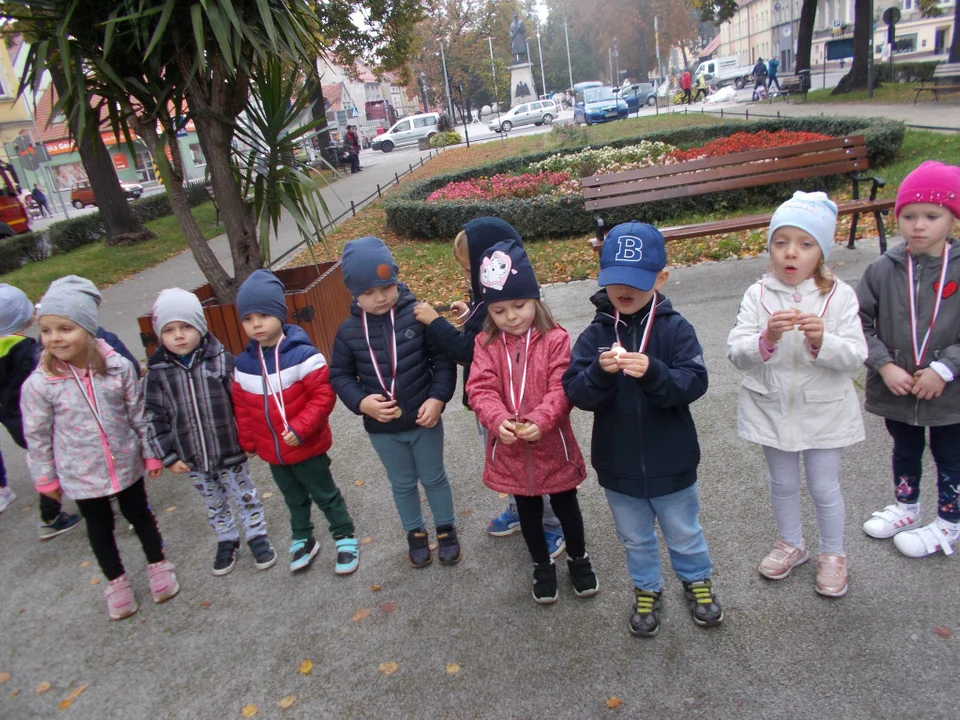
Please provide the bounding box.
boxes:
[693,73,709,102]
[767,57,781,92]
[753,58,768,99]
[344,126,361,174]
[680,70,692,104]
[31,183,51,217]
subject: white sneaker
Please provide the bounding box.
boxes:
[862,504,921,539]
[0,487,15,513]
[893,519,959,558]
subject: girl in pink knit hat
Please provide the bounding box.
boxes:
[856,160,960,558]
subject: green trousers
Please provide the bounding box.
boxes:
[269,454,355,541]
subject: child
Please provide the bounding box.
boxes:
[412,217,566,556]
[329,236,461,568]
[232,270,359,575]
[727,192,867,597]
[466,239,595,605]
[145,288,277,575]
[20,276,179,620]
[857,161,960,558]
[563,222,721,636]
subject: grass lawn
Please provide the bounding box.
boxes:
[0,202,220,301]
[803,82,957,105]
[288,118,960,308]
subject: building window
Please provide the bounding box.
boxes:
[903,0,913,9]
[190,143,205,166]
[894,33,917,53]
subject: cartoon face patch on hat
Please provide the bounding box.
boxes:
[480,250,516,292]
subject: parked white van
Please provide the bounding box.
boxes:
[371,113,440,152]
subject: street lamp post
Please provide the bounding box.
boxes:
[536,23,547,98]
[455,83,470,148]
[564,18,574,90]
[613,37,620,86]
[439,40,454,118]
[419,72,428,113]
[488,36,503,136]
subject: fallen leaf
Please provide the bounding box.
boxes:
[352,608,370,622]
[606,696,623,709]
[497,492,508,499]
[0,672,9,684]
[378,661,399,676]
[36,681,51,694]
[78,561,91,569]
[361,536,373,545]
[354,480,365,487]
[89,577,101,586]
[58,684,88,711]
[164,506,176,513]
[262,492,273,499]
[201,600,213,608]
[278,695,296,709]
[370,585,382,592]
[10,689,20,699]
[446,663,461,675]
[298,660,313,675]
[380,602,396,614]
[458,509,473,517]
[241,705,258,718]
[933,626,953,639]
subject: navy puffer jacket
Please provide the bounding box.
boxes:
[330,284,456,434]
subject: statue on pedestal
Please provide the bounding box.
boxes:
[509,13,528,64]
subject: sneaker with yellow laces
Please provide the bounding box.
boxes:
[629,588,662,637]
[682,579,723,627]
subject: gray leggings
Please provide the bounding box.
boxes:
[763,446,846,555]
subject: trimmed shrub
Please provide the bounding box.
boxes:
[129,193,172,222]
[876,61,939,83]
[0,232,47,273]
[550,122,589,147]
[384,115,905,240]
[429,130,462,148]
[46,213,106,255]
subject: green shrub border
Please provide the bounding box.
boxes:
[384,115,905,240]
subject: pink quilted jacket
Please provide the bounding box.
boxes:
[467,326,586,496]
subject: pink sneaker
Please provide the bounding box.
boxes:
[758,539,808,580]
[104,575,138,620]
[815,553,848,598]
[146,560,180,604]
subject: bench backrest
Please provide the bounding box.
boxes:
[581,135,869,212]
[933,63,960,78]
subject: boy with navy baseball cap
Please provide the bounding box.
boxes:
[562,221,723,637]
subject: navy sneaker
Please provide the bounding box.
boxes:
[532,560,558,605]
[407,527,432,568]
[38,512,80,541]
[488,505,520,537]
[334,536,359,575]
[289,537,320,572]
[436,525,462,565]
[213,540,240,576]
[682,579,724,627]
[248,535,277,571]
[544,524,566,559]
[630,588,662,637]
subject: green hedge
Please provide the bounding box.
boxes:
[877,60,939,83]
[384,115,905,240]
[0,232,46,274]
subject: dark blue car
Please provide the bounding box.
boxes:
[574,86,629,125]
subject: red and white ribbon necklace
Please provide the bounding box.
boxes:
[68,364,108,437]
[362,308,398,402]
[614,293,658,353]
[758,278,839,318]
[907,243,950,367]
[258,336,290,433]
[502,328,531,421]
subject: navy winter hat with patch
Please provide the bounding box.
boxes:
[341,236,399,297]
[598,222,667,292]
[236,269,288,322]
[477,240,539,303]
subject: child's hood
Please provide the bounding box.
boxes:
[883,237,958,268]
[241,323,313,356]
[348,282,417,318]
[589,288,678,328]
[148,332,223,370]
[465,218,523,302]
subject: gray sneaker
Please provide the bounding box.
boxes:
[38,512,81,541]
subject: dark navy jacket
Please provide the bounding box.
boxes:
[330,284,456,434]
[562,290,708,499]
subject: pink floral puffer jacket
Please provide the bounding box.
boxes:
[20,340,159,500]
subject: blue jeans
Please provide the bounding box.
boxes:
[604,485,712,592]
[369,422,456,531]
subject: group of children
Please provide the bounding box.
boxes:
[0,160,957,637]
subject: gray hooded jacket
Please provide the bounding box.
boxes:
[856,239,960,426]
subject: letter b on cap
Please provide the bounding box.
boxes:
[616,236,643,262]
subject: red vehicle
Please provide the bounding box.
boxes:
[0,163,30,238]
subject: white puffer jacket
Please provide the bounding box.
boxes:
[727,274,867,452]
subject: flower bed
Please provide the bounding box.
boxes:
[426,170,573,202]
[666,130,832,163]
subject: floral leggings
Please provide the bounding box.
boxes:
[188,462,267,542]
[886,419,960,523]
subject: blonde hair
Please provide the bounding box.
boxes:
[452,230,470,268]
[813,257,835,294]
[42,332,106,377]
[483,299,557,345]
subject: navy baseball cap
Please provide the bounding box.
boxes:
[598,222,667,291]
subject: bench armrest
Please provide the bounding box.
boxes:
[850,171,885,201]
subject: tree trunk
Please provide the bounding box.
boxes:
[832,0,872,93]
[636,24,650,82]
[48,67,154,246]
[795,0,818,73]
[950,0,960,63]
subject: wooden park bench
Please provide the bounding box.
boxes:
[768,71,811,103]
[913,63,960,104]
[582,135,895,254]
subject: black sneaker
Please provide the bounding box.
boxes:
[38,512,81,541]
[682,579,724,627]
[436,525,462,565]
[566,555,599,597]
[248,535,277,571]
[532,561,558,605]
[213,540,240,576]
[407,527,432,569]
[630,588,662,637]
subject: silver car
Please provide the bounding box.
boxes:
[488,100,556,133]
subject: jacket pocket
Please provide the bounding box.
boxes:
[803,388,846,403]
[741,375,778,396]
[490,438,498,463]
[557,427,571,463]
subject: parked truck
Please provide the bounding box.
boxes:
[694,56,754,89]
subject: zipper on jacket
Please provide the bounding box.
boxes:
[630,320,648,487]
[913,262,922,426]
[558,426,571,462]
[491,437,497,462]
[260,357,284,464]
[186,369,211,473]
[84,373,121,494]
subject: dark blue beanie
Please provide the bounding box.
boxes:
[341,236,399,297]
[477,240,539,303]
[464,217,524,302]
[236,269,288,322]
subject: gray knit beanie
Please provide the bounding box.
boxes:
[0,284,34,336]
[152,288,208,336]
[36,275,101,335]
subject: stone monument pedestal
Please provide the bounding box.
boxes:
[509,62,538,108]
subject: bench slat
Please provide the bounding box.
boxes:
[584,146,867,200]
[581,136,863,189]
[586,158,869,211]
